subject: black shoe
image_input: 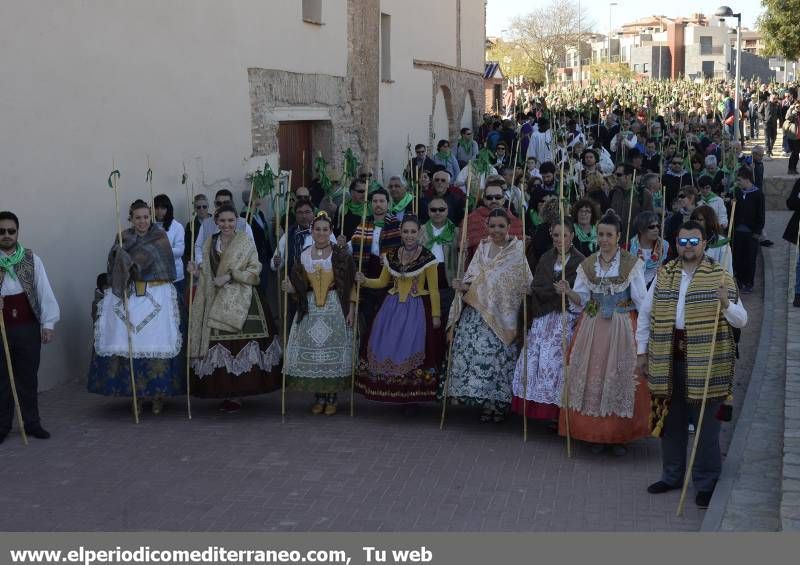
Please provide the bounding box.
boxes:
[794,294,800,307]
[25,426,51,440]
[695,490,713,508]
[647,480,680,494]
[789,169,799,175]
[760,240,774,247]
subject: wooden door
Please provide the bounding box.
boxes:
[277,121,312,189]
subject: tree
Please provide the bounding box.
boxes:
[757,0,800,61]
[507,0,593,87]
[486,38,546,84]
[590,62,636,82]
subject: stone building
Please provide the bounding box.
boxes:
[0,0,485,390]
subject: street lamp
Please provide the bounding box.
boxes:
[608,2,618,64]
[716,5,742,142]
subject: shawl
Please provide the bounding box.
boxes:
[289,245,354,323]
[0,248,40,322]
[384,247,438,278]
[528,246,585,319]
[629,236,668,273]
[647,256,738,403]
[107,225,176,298]
[189,231,261,357]
[450,238,532,345]
[0,243,25,281]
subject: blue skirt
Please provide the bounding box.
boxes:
[87,350,185,397]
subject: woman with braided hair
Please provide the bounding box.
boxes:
[555,210,650,455]
[283,211,357,415]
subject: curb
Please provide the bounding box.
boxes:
[701,245,776,531]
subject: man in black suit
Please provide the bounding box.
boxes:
[241,189,272,296]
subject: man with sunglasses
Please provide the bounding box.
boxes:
[0,211,60,444]
[193,189,254,265]
[636,220,747,508]
[661,154,690,207]
[464,179,523,264]
[419,170,464,225]
[183,194,210,272]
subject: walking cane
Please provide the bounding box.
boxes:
[0,311,27,444]
[676,199,737,517]
[350,171,372,417]
[183,172,194,420]
[624,169,637,247]
[109,165,140,424]
[281,172,293,423]
[440,166,473,429]
[514,146,531,441]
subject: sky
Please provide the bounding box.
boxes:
[486,0,764,37]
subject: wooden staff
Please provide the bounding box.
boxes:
[184,175,194,420]
[660,186,667,243]
[301,151,306,187]
[414,165,421,216]
[0,312,27,444]
[521,166,529,442]
[440,166,474,429]
[274,179,283,331]
[146,155,154,214]
[676,199,737,517]
[245,176,257,225]
[349,171,372,417]
[281,171,293,423]
[110,164,140,423]
[624,169,637,246]
[558,179,572,458]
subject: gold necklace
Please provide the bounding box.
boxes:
[314,244,330,257]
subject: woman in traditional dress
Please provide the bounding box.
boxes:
[690,206,732,274]
[283,211,356,415]
[511,218,584,425]
[447,208,532,422]
[354,215,442,405]
[187,204,281,412]
[556,210,650,455]
[629,210,669,288]
[88,199,183,415]
[570,198,600,258]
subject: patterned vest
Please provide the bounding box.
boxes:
[0,249,41,322]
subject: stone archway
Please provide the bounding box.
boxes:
[432,85,453,149]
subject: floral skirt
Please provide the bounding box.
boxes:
[355,294,441,403]
[190,290,282,398]
[87,350,185,397]
[285,291,354,393]
[445,306,519,408]
[511,309,578,420]
[558,311,650,444]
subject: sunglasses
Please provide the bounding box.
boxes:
[0,228,17,235]
[677,237,701,247]
[214,201,229,206]
[647,223,660,230]
[678,193,687,199]
[195,204,208,209]
[352,188,366,194]
[484,195,504,201]
[429,207,447,213]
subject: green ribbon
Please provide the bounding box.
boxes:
[423,220,456,249]
[0,243,25,281]
[107,170,120,189]
[390,192,413,214]
[435,150,452,161]
[528,209,544,227]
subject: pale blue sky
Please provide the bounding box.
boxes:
[486,0,763,37]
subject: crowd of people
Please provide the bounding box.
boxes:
[4,77,800,510]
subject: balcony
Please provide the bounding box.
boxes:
[699,45,724,55]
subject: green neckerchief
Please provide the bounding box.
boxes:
[435,150,452,161]
[574,224,598,253]
[528,209,544,227]
[346,200,370,217]
[374,216,387,228]
[390,192,413,214]
[423,220,456,249]
[0,243,25,281]
[701,192,718,204]
[707,235,730,249]
[458,137,473,154]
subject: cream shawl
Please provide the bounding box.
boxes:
[448,237,532,345]
[189,231,261,357]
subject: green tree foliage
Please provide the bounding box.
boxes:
[757,0,800,60]
[486,38,546,84]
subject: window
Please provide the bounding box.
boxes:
[699,36,713,55]
[633,64,640,72]
[643,63,649,73]
[381,13,392,81]
[702,60,715,78]
[302,0,322,25]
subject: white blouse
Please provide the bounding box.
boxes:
[572,250,647,311]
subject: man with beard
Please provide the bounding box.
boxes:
[0,211,60,444]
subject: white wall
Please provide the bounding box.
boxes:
[0,0,347,389]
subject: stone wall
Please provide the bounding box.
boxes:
[415,60,484,144]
